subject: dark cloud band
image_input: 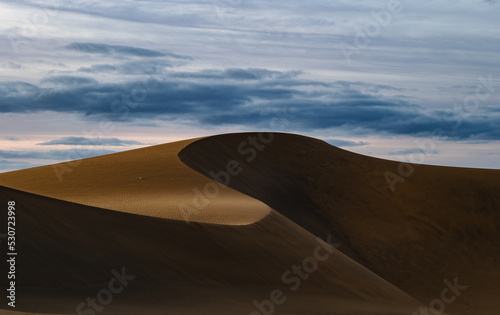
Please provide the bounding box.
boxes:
[1,68,499,141]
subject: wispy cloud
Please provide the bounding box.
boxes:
[387,149,438,156]
[37,137,144,146]
[77,60,173,75]
[2,61,24,69]
[169,68,302,81]
[4,136,20,141]
[324,139,369,147]
[0,149,116,160]
[40,76,99,86]
[65,42,191,59]
[0,159,41,171]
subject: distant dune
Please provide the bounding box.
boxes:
[0,132,498,314]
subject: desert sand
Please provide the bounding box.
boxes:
[0,132,498,314]
[0,138,270,225]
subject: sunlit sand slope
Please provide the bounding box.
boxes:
[0,139,270,225]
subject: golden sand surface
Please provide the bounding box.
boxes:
[0,138,270,225]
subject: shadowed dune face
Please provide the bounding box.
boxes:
[179,132,500,315]
[0,186,421,314]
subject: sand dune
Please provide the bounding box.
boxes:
[180,132,500,315]
[1,132,498,314]
[0,138,270,225]
[0,184,422,314]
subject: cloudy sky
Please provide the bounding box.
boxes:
[0,0,499,172]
